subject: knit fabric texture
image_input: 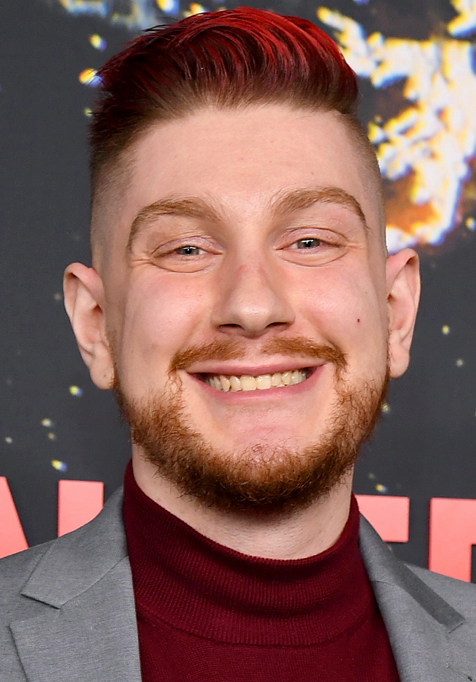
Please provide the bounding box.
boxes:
[123,461,400,681]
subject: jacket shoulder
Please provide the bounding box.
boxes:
[407,563,476,618]
[0,487,126,623]
[0,541,53,603]
[0,540,59,660]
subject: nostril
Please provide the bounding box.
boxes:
[267,322,290,330]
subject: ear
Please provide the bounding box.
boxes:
[63,263,115,390]
[386,248,421,378]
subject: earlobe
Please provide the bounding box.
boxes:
[386,248,421,378]
[63,263,115,390]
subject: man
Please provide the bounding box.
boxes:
[1,7,475,682]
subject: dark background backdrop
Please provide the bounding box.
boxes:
[1,0,475,575]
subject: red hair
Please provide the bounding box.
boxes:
[90,7,362,189]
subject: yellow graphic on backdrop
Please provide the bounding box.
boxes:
[318,2,476,251]
[53,0,476,251]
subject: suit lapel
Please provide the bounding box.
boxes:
[371,577,462,682]
[9,490,142,682]
[359,517,475,682]
[10,557,141,682]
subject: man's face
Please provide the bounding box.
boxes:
[70,105,418,511]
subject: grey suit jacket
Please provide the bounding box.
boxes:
[0,489,475,682]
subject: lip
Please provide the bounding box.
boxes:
[185,361,325,376]
[187,364,325,402]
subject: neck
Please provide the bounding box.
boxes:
[131,449,353,560]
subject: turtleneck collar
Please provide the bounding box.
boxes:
[123,460,375,646]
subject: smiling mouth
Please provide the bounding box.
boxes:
[197,368,314,392]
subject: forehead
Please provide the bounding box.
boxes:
[92,105,382,260]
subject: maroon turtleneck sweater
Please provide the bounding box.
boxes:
[123,462,400,681]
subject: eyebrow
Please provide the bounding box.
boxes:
[272,187,368,230]
[127,198,219,252]
[127,186,368,252]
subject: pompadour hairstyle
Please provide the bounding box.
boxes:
[90,6,373,196]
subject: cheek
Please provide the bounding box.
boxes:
[293,264,388,371]
[117,275,210,383]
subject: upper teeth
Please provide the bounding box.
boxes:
[204,370,308,392]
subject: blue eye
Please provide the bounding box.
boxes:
[175,245,201,256]
[296,238,321,249]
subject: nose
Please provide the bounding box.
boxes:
[211,256,295,338]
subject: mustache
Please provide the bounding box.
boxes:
[171,336,347,372]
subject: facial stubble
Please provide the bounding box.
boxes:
[113,339,389,515]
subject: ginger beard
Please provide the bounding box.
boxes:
[113,338,389,515]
